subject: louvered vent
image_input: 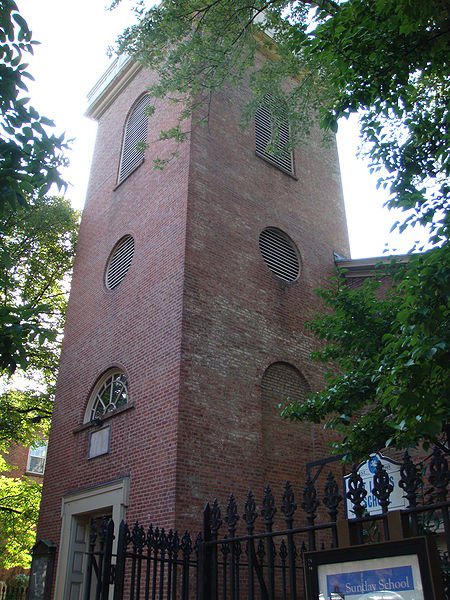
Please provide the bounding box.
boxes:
[255,96,294,174]
[118,95,150,184]
[105,235,135,290]
[259,227,300,282]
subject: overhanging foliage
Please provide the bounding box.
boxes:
[0,0,69,212]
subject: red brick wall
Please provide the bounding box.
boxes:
[38,55,350,582]
[3,445,29,477]
[2,445,44,480]
[38,66,192,553]
[175,76,349,532]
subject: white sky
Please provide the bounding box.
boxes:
[20,0,423,259]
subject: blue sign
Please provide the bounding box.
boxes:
[326,565,414,597]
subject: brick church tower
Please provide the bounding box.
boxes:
[37,54,349,597]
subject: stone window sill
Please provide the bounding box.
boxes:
[73,403,135,434]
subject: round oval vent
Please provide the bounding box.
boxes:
[105,235,135,289]
[259,227,300,282]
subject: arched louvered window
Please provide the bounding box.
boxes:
[259,227,300,283]
[117,94,151,184]
[255,95,294,174]
[105,235,135,290]
[85,370,129,423]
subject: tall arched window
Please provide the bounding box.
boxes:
[117,94,151,184]
[255,95,294,174]
[85,370,129,423]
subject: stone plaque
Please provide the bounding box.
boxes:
[88,425,111,459]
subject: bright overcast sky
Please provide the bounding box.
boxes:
[20,0,423,259]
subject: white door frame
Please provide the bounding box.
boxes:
[54,477,130,599]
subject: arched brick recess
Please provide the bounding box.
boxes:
[261,361,315,518]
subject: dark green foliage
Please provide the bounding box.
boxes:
[0,0,69,211]
[0,473,41,569]
[0,195,78,439]
[117,1,449,240]
[282,246,450,458]
[0,1,77,384]
[0,196,78,375]
[309,1,450,243]
[0,3,77,568]
[0,196,77,571]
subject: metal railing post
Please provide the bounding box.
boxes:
[113,521,128,600]
[100,519,114,600]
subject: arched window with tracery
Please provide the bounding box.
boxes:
[85,370,129,423]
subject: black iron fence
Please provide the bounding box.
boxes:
[84,446,450,600]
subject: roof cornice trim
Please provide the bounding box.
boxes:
[86,56,143,121]
[334,253,411,278]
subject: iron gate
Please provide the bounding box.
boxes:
[84,447,450,599]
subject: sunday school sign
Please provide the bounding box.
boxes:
[322,560,420,599]
[344,453,407,517]
[304,537,442,600]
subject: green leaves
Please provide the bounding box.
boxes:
[116,0,449,241]
[0,1,69,211]
[0,474,42,569]
[0,196,78,375]
[0,195,76,570]
[0,389,52,451]
[0,195,78,448]
[285,247,450,459]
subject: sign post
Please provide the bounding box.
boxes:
[27,539,56,600]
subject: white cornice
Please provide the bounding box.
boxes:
[85,55,143,120]
[334,253,411,278]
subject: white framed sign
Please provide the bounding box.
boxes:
[318,553,422,599]
[304,537,443,600]
[344,453,407,517]
[88,424,111,459]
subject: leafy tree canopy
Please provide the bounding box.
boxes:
[1,0,77,376]
[117,0,449,240]
[0,195,78,444]
[117,0,450,458]
[0,472,41,569]
[0,3,78,569]
[282,246,450,458]
[0,0,69,212]
[0,195,76,567]
[0,196,77,569]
